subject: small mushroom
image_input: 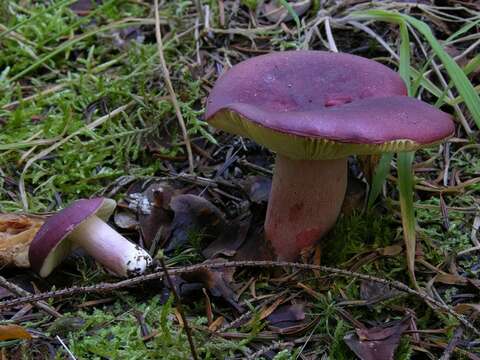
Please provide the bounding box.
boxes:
[29,198,152,278]
[205,51,454,261]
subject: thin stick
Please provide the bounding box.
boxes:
[439,324,464,360]
[153,0,195,174]
[194,0,204,22]
[159,257,199,360]
[56,335,77,360]
[0,261,477,336]
[324,17,338,52]
[0,275,62,318]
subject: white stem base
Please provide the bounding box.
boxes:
[71,216,152,277]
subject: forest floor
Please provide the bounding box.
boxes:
[0,0,479,359]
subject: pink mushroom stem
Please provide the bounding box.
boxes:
[264,155,348,260]
[70,215,152,277]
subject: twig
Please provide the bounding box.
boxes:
[153,0,195,174]
[0,261,478,336]
[2,84,65,110]
[324,17,338,52]
[0,275,62,318]
[247,341,294,359]
[439,324,464,360]
[56,335,77,360]
[159,257,198,360]
[194,0,204,23]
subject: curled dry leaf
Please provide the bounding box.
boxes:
[360,280,401,305]
[123,181,176,249]
[69,0,101,16]
[453,303,480,315]
[0,214,44,268]
[0,325,32,341]
[344,317,410,360]
[181,263,244,312]
[267,303,305,328]
[165,194,226,253]
[261,0,312,23]
[242,176,271,204]
[202,214,251,259]
[138,183,174,249]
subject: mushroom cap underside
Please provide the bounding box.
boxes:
[207,96,455,159]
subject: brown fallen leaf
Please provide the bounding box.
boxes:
[267,303,305,328]
[202,214,251,259]
[242,176,271,204]
[360,280,401,305]
[434,273,469,286]
[69,0,101,16]
[138,183,174,249]
[344,317,410,360]
[453,303,480,315]
[378,244,403,257]
[261,0,312,23]
[208,316,225,332]
[165,194,226,253]
[0,214,44,268]
[181,262,244,312]
[0,325,32,341]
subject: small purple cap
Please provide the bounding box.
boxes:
[28,198,114,276]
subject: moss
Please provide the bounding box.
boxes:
[63,296,247,359]
[323,210,397,265]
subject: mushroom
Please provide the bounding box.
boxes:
[29,197,152,278]
[205,51,454,261]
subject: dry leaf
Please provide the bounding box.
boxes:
[69,0,101,16]
[360,280,401,305]
[434,273,468,285]
[181,263,243,312]
[202,214,251,259]
[261,0,311,23]
[344,317,410,360]
[242,176,271,204]
[165,194,226,253]
[379,244,403,256]
[267,304,305,328]
[208,316,225,332]
[0,214,44,268]
[453,303,480,314]
[0,325,32,341]
[138,183,174,249]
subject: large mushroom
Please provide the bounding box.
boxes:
[205,51,454,261]
[29,198,152,277]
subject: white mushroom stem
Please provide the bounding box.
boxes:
[71,216,152,277]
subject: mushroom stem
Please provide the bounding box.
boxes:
[265,155,348,261]
[71,216,152,277]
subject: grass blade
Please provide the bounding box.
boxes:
[367,152,393,208]
[397,152,417,285]
[351,10,418,284]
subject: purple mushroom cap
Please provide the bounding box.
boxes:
[205,51,455,159]
[29,198,113,275]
